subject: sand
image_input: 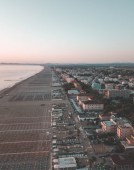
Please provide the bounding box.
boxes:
[0,67,52,170]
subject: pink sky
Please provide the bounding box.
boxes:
[1,49,134,64]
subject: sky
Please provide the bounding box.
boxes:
[0,0,134,64]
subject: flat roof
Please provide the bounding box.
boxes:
[68,89,79,93]
[103,121,115,126]
[58,157,77,168]
[124,123,132,127]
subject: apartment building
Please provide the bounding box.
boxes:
[82,100,104,111]
[104,89,130,98]
[121,135,134,150]
[105,83,114,90]
[61,74,74,83]
[77,93,92,101]
[101,121,117,133]
[53,157,77,170]
[117,123,133,139]
[99,113,111,121]
[77,94,92,106]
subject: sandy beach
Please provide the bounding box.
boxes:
[0,67,52,170]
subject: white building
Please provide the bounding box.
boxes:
[105,83,114,90]
[76,94,91,101]
[54,157,77,170]
[77,94,92,106]
[66,77,74,83]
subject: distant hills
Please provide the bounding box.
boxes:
[51,63,134,68]
[1,62,134,67]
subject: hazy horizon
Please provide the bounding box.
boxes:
[0,0,134,64]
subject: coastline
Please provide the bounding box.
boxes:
[0,64,44,96]
[0,67,52,169]
[0,69,43,98]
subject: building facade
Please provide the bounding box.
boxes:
[82,101,104,111]
[117,123,133,139]
[101,121,117,133]
[104,89,130,98]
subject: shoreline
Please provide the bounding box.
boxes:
[0,69,44,98]
[0,67,52,169]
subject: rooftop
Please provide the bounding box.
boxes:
[124,123,132,128]
[118,123,132,128]
[103,121,116,126]
[58,157,77,168]
[68,89,79,94]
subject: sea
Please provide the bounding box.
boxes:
[0,64,43,91]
